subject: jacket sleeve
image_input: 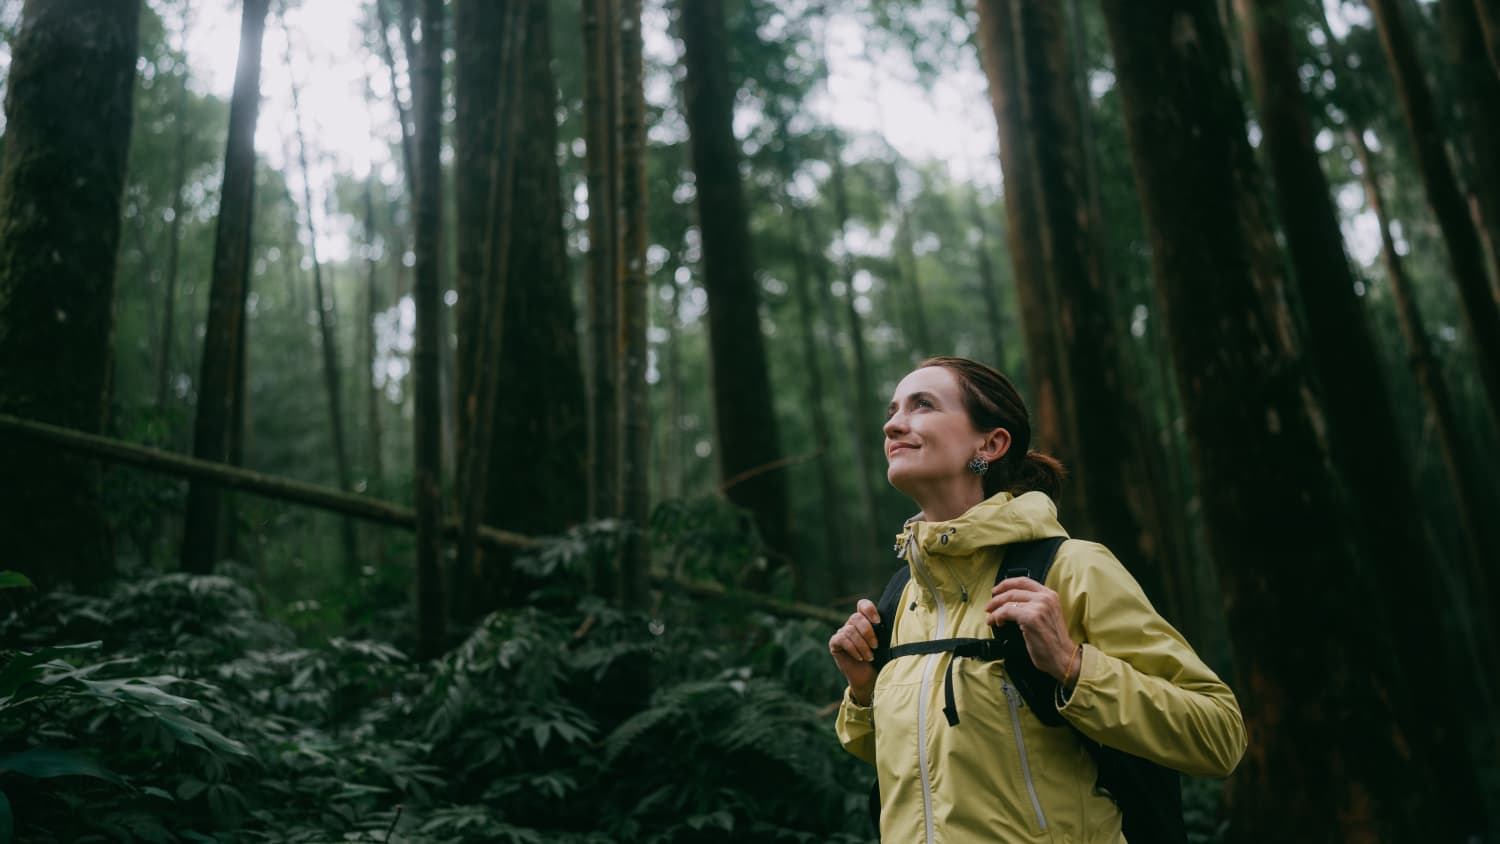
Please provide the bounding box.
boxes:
[835,686,877,766]
[1050,540,1247,777]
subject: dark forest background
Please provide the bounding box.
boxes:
[1,0,1499,841]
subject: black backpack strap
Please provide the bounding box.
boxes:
[992,536,1070,727]
[870,567,911,673]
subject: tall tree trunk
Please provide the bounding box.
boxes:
[285,28,359,577]
[181,0,268,575]
[582,0,620,536]
[1367,0,1500,433]
[663,262,685,500]
[1438,0,1500,288]
[678,0,790,575]
[1236,0,1487,826]
[156,71,191,413]
[1474,0,1500,78]
[978,0,1173,611]
[968,191,1009,369]
[972,0,1081,509]
[362,174,387,573]
[412,0,446,659]
[1099,1,1458,840]
[828,151,885,574]
[885,162,934,359]
[790,214,851,598]
[1352,127,1500,660]
[0,0,139,591]
[374,0,416,193]
[617,0,650,605]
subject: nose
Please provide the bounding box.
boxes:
[883,411,906,439]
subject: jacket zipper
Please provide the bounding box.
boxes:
[1002,677,1049,831]
[907,533,943,844]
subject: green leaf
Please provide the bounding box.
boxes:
[0,788,12,844]
[0,572,32,591]
[0,642,102,700]
[0,749,125,785]
[152,710,251,757]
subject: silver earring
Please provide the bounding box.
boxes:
[968,455,989,475]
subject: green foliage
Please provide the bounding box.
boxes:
[0,527,874,843]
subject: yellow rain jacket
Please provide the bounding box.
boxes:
[836,491,1245,843]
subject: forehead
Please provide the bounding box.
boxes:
[890,366,963,403]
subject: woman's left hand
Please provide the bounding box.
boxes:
[986,577,1078,682]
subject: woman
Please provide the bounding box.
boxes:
[829,356,1245,843]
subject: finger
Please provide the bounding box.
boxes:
[857,598,881,625]
[849,612,878,650]
[985,589,1028,614]
[992,576,1046,595]
[841,627,874,662]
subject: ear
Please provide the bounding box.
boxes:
[979,428,1011,463]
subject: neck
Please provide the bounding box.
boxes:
[909,480,986,524]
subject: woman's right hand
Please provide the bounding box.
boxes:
[829,599,881,705]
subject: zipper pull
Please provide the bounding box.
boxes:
[960,585,968,602]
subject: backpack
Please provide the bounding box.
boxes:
[866,537,1186,844]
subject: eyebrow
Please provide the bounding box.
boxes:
[887,390,939,416]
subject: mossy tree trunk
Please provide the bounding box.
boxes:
[1099,1,1459,839]
[0,0,140,590]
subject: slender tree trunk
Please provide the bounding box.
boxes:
[362,174,387,575]
[973,0,1079,486]
[969,192,1009,368]
[790,213,850,598]
[157,72,191,412]
[1236,0,1487,825]
[0,0,139,591]
[885,162,934,359]
[663,262,685,500]
[374,0,416,192]
[181,0,268,575]
[1367,0,1500,433]
[678,0,791,576]
[413,0,447,659]
[1100,1,1464,840]
[1474,0,1500,78]
[617,0,650,605]
[285,29,359,576]
[582,0,620,536]
[1352,127,1500,655]
[828,151,885,571]
[1438,0,1500,288]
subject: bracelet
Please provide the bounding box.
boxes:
[1063,643,1083,688]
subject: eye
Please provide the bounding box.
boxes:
[915,398,933,409]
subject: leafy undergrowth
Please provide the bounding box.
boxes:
[0,526,874,843]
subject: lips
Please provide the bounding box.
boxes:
[886,442,918,457]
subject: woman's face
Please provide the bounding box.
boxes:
[883,366,997,497]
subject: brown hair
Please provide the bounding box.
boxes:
[919,356,1067,500]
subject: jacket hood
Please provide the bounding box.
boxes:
[895,490,1068,561]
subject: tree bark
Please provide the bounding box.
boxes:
[1236,0,1486,826]
[1438,0,1500,289]
[373,0,416,194]
[1367,0,1500,434]
[1098,1,1455,840]
[181,0,267,575]
[977,0,1174,611]
[678,0,790,576]
[973,0,1082,507]
[1352,127,1500,656]
[0,0,138,590]
[1473,0,1500,78]
[582,0,620,533]
[828,151,885,574]
[617,0,651,606]
[156,71,191,413]
[413,0,447,659]
[285,27,359,577]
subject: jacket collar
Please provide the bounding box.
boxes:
[895,490,1068,565]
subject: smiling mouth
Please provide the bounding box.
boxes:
[887,443,917,456]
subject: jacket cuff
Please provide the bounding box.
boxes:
[1055,643,1097,712]
[842,685,873,722]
